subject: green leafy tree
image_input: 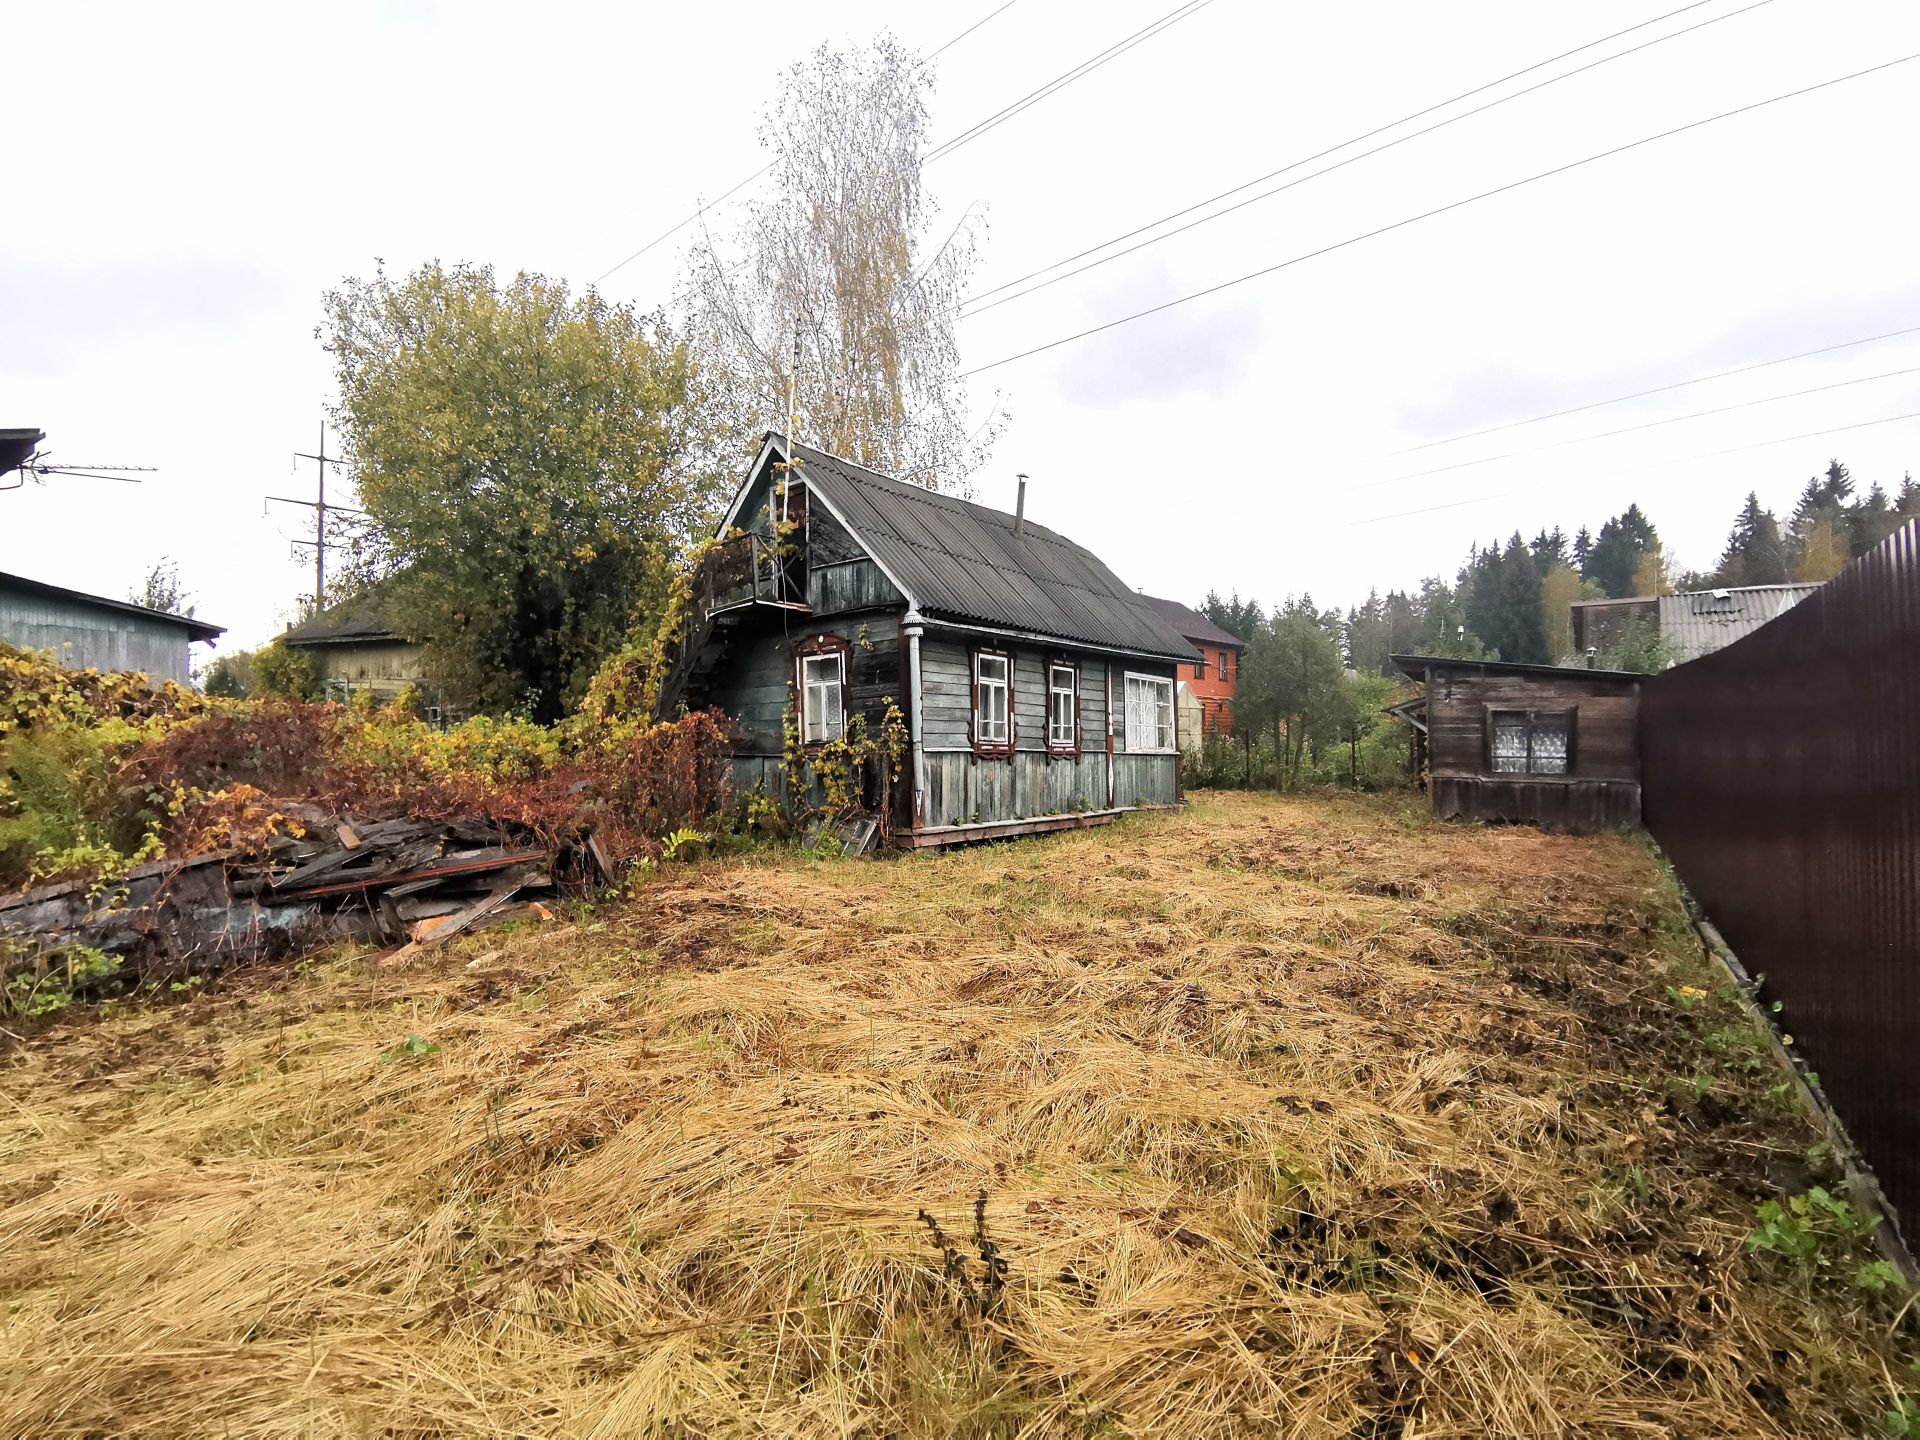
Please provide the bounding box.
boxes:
[1597,618,1676,674]
[129,559,193,617]
[1240,602,1345,787]
[251,639,319,700]
[322,261,719,721]
[1538,563,1588,662]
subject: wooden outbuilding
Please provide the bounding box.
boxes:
[1,569,224,685]
[657,433,1201,846]
[1387,654,1643,833]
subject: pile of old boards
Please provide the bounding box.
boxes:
[0,810,582,980]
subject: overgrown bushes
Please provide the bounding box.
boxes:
[0,641,735,891]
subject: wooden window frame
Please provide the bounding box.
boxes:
[1123,671,1176,755]
[970,647,1015,759]
[793,633,852,748]
[1215,650,1227,681]
[1484,706,1577,776]
[1046,658,1081,757]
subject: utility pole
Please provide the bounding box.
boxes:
[266,421,362,613]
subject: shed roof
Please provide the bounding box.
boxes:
[0,569,224,643]
[1655,584,1820,663]
[1,429,44,479]
[1137,594,1246,649]
[1388,653,1647,684]
[766,435,1200,662]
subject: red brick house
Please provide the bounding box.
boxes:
[1139,595,1243,736]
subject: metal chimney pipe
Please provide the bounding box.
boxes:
[1585,646,1598,669]
[1015,473,1028,535]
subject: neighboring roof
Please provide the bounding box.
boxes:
[1,429,44,478]
[1137,594,1246,649]
[1388,653,1647,684]
[282,582,406,646]
[0,569,224,643]
[1656,584,1821,664]
[762,435,1200,662]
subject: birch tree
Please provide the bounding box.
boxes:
[681,37,1003,492]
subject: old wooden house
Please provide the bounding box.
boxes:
[1387,654,1643,833]
[281,582,434,708]
[656,433,1201,846]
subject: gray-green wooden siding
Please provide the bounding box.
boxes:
[0,585,200,684]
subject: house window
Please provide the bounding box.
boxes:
[800,652,845,744]
[1194,654,1207,680]
[1215,650,1227,681]
[1490,709,1572,775]
[1048,662,1077,752]
[1125,673,1175,753]
[974,651,1011,749]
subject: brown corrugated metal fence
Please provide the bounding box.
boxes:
[1640,519,1920,1225]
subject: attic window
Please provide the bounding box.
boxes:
[1489,709,1572,776]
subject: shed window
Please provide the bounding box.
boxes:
[1490,709,1571,775]
[800,652,844,744]
[974,652,1010,746]
[1048,663,1077,750]
[1125,673,1175,753]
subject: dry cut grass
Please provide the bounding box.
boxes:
[1,791,1913,1437]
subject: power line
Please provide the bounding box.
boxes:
[1351,408,1920,528]
[959,51,1920,378]
[1364,362,1920,489]
[1395,322,1920,454]
[924,0,1218,165]
[594,0,1025,284]
[958,0,1760,319]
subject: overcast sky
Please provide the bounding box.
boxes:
[6,0,1917,651]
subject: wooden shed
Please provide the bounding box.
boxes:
[0,570,224,685]
[282,583,433,708]
[1388,654,1643,833]
[657,433,1201,847]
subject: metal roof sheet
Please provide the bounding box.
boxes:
[778,436,1200,662]
[1655,584,1821,664]
[1137,594,1246,649]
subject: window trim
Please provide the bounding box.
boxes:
[971,647,1015,759]
[1046,658,1080,757]
[1123,670,1177,755]
[793,633,852,747]
[1484,706,1576,776]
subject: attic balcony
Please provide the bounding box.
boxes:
[695,532,812,622]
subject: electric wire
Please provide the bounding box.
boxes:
[594,0,1025,283]
[959,50,1920,378]
[1363,363,1920,489]
[923,0,1218,165]
[1351,409,1920,527]
[1394,322,1920,453]
[958,0,1763,318]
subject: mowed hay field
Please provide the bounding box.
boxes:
[2,793,1913,1438]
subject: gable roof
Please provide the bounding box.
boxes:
[0,569,224,643]
[1137,594,1245,649]
[754,434,1199,662]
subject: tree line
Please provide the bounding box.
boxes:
[1192,460,1916,789]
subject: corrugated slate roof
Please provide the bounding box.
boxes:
[777,436,1198,662]
[1656,583,1820,664]
[1138,594,1246,649]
